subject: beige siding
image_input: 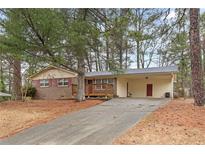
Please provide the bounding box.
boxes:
[117,78,127,97]
[117,74,174,98]
[32,68,77,80]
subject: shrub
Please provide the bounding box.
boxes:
[23,86,36,98]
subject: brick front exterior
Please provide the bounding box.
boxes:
[32,78,77,100]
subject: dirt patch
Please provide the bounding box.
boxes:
[0,99,103,139]
[113,99,205,144]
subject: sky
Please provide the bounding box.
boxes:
[201,8,205,14]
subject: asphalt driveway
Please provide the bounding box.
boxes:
[0,98,169,145]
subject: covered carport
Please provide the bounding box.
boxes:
[84,66,178,99]
[116,66,178,99]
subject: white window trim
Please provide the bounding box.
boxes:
[94,79,102,90]
[108,79,114,84]
[94,78,114,90]
[58,78,69,87]
[40,79,49,88]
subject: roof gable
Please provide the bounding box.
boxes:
[30,66,77,80]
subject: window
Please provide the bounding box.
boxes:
[102,79,107,89]
[108,79,114,84]
[102,79,108,84]
[94,78,114,90]
[40,79,49,87]
[95,79,102,89]
[88,80,92,84]
[58,78,69,86]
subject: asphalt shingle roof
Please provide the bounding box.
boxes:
[85,66,178,77]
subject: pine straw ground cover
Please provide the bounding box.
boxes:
[0,99,103,139]
[113,99,205,144]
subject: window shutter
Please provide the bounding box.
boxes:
[32,80,40,87]
[68,78,72,87]
[49,79,52,87]
[52,79,58,87]
[37,80,40,87]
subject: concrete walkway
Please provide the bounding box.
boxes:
[0,98,169,145]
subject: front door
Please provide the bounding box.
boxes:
[146,84,153,96]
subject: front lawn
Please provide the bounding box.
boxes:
[0,99,103,139]
[113,99,205,144]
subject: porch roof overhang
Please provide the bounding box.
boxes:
[85,66,178,78]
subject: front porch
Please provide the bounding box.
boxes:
[85,78,116,98]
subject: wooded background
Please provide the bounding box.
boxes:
[0,8,205,102]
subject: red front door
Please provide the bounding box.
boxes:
[147,84,153,96]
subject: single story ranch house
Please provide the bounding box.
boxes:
[30,65,178,100]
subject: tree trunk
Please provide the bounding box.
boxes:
[12,59,22,100]
[141,51,145,68]
[136,41,140,69]
[202,35,205,79]
[76,8,87,102]
[189,8,205,106]
[106,38,110,71]
[119,9,126,69]
[0,58,5,92]
[119,48,123,69]
[94,48,99,72]
[125,43,128,69]
[76,59,85,102]
[111,49,115,70]
[105,14,110,71]
[97,49,102,71]
[136,9,141,69]
[8,64,12,93]
[86,52,92,72]
[180,50,185,98]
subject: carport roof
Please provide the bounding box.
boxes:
[85,66,178,77]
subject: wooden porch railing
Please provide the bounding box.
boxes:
[85,83,114,97]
